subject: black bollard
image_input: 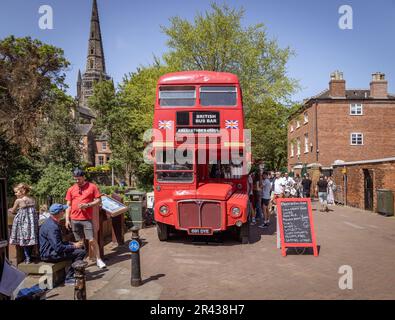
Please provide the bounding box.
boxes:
[130,226,142,287]
[72,260,88,300]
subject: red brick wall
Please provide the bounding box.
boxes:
[329,80,346,97]
[370,81,388,98]
[288,106,318,171]
[333,161,395,213]
[288,100,395,170]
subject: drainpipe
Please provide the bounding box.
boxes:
[343,166,347,206]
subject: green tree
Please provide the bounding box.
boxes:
[34,163,74,198]
[0,36,70,153]
[36,89,81,168]
[88,80,117,137]
[162,3,298,105]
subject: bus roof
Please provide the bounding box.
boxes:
[158,71,240,85]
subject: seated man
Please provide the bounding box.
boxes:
[39,204,86,286]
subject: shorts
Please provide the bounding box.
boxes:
[71,220,94,241]
[261,198,270,206]
[318,192,328,204]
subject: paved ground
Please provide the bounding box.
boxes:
[45,202,395,300]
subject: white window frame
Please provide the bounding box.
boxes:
[290,143,294,157]
[350,133,363,145]
[350,103,363,116]
[296,120,301,129]
[304,112,309,124]
[297,138,301,156]
[98,155,104,165]
[102,141,107,151]
[290,124,294,132]
[304,134,309,153]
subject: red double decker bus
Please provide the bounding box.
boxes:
[152,71,250,243]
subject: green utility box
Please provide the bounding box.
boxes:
[377,189,394,217]
[125,191,147,228]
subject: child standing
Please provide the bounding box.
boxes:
[8,183,39,264]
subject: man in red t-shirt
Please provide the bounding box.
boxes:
[65,169,106,269]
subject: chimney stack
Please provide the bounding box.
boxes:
[329,71,346,98]
[370,72,388,99]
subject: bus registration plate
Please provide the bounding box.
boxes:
[188,228,213,235]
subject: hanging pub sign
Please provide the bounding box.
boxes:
[276,198,318,257]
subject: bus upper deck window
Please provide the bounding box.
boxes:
[159,86,196,107]
[200,86,237,107]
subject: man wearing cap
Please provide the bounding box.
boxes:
[65,169,106,269]
[39,204,86,286]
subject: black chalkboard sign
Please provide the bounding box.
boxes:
[277,198,318,257]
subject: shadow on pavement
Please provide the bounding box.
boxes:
[142,273,165,285]
[285,245,321,256]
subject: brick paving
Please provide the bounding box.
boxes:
[47,202,395,300]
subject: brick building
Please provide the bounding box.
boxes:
[332,158,395,214]
[288,71,395,178]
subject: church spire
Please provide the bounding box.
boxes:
[86,0,106,73]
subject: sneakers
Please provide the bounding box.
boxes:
[64,278,75,286]
[96,258,107,269]
[250,218,256,225]
[258,224,266,229]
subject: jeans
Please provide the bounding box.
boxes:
[255,199,263,220]
[43,248,86,281]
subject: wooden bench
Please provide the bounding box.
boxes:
[17,260,71,289]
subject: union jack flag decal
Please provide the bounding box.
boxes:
[159,120,172,130]
[225,120,239,129]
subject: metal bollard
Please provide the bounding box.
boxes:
[130,226,142,287]
[72,260,88,300]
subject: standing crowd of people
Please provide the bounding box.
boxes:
[8,169,107,286]
[247,170,337,226]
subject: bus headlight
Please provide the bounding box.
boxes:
[159,205,169,215]
[231,207,241,217]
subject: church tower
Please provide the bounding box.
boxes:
[77,0,111,120]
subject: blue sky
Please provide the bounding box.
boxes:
[1,0,394,102]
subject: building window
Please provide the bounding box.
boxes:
[106,156,111,162]
[350,104,363,115]
[351,133,363,145]
[290,143,294,157]
[304,134,309,153]
[296,121,300,129]
[290,124,294,132]
[98,156,104,165]
[297,138,301,156]
[304,112,309,123]
[91,48,94,55]
[102,142,107,151]
[90,60,94,69]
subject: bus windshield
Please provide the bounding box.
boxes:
[156,149,194,183]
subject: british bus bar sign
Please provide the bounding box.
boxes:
[193,111,219,125]
[276,198,319,257]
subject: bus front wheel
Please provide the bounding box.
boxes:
[157,222,169,241]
